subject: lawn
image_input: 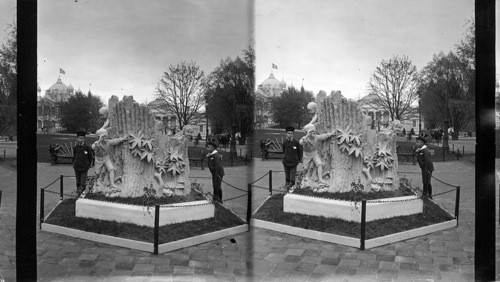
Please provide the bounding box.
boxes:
[44,197,245,244]
[253,193,454,239]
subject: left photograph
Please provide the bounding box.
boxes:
[35,1,254,281]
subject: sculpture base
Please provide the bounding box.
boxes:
[75,196,214,227]
[283,193,422,222]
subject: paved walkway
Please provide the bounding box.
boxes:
[0,149,479,281]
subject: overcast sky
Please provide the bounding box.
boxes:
[255,0,476,100]
[0,1,499,103]
[37,0,252,104]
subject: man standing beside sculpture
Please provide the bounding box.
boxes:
[282,126,303,189]
[415,136,434,199]
[72,130,94,195]
[206,141,225,203]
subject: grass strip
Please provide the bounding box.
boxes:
[253,194,454,239]
[44,198,245,244]
[291,186,414,201]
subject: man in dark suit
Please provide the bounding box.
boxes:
[73,130,94,195]
[282,126,303,189]
[415,136,434,199]
[206,141,225,203]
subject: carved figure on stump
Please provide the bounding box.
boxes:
[92,128,129,192]
[299,123,336,191]
[296,91,400,193]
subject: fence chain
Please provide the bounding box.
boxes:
[221,179,247,193]
[430,175,459,188]
[223,193,248,202]
[43,189,78,198]
[41,178,62,191]
[249,172,269,185]
[431,189,456,197]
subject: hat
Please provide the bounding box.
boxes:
[206,141,218,148]
[416,136,428,143]
[76,131,86,137]
[285,126,295,132]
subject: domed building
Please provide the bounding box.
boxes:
[255,73,287,128]
[44,77,74,102]
[37,77,75,133]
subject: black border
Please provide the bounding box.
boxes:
[16,0,37,281]
[475,0,496,280]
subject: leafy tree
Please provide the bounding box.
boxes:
[421,51,474,140]
[0,23,16,135]
[270,86,314,128]
[156,61,205,130]
[205,47,254,143]
[420,21,475,139]
[368,55,420,121]
[58,90,103,133]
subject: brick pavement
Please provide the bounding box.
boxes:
[0,144,479,281]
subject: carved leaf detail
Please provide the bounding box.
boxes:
[348,145,363,158]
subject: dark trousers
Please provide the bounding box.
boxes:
[212,174,223,202]
[284,165,297,186]
[74,169,88,191]
[421,170,432,198]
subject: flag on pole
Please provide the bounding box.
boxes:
[60,68,66,74]
[272,63,278,69]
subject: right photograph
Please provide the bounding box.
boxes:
[250,0,476,280]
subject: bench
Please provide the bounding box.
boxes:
[49,143,75,165]
[265,149,284,159]
[188,147,205,170]
[396,145,415,165]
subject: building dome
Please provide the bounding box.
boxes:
[280,78,286,86]
[37,85,41,92]
[67,83,74,93]
[48,77,68,93]
[260,73,281,87]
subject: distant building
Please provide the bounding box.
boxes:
[254,73,286,128]
[357,93,422,135]
[147,98,210,138]
[37,77,75,133]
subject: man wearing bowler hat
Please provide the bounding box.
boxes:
[415,135,434,199]
[73,130,94,195]
[282,126,303,189]
[206,141,225,203]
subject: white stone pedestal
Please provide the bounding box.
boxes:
[75,197,214,227]
[283,193,422,222]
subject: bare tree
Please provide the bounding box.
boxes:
[368,55,420,121]
[156,61,205,130]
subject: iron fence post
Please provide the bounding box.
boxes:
[154,205,160,255]
[269,170,273,195]
[60,175,64,200]
[360,200,366,250]
[455,186,460,226]
[247,183,252,230]
[40,189,45,229]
